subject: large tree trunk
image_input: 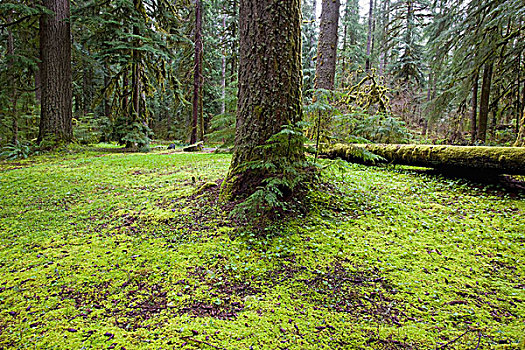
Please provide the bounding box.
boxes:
[38,0,73,145]
[477,63,493,144]
[191,0,203,144]
[315,0,340,90]
[222,0,303,198]
[325,143,525,175]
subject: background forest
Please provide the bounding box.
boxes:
[0,0,524,152]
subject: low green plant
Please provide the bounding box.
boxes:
[0,141,33,160]
[231,122,316,235]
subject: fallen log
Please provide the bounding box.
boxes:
[324,143,525,176]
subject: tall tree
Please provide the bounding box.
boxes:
[191,0,203,144]
[222,0,303,197]
[477,63,493,143]
[315,0,340,90]
[38,0,73,145]
[365,0,375,72]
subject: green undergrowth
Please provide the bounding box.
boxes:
[0,145,524,349]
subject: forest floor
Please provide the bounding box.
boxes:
[0,144,524,349]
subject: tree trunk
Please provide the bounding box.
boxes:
[191,0,203,144]
[221,11,227,115]
[104,61,111,120]
[229,0,238,84]
[7,18,18,144]
[223,0,303,198]
[38,0,73,145]
[515,52,522,136]
[515,68,525,146]
[477,63,493,144]
[131,0,141,125]
[325,143,525,176]
[470,70,479,143]
[365,0,375,72]
[378,0,389,76]
[315,0,340,90]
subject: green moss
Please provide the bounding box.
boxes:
[0,144,523,349]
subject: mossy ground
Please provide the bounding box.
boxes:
[0,144,524,349]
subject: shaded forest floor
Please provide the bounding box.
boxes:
[0,144,524,349]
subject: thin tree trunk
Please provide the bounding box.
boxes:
[191,0,202,144]
[477,63,493,144]
[515,65,525,146]
[471,70,479,143]
[229,0,238,84]
[38,0,73,145]
[221,11,227,115]
[132,0,141,125]
[7,18,18,144]
[122,69,129,115]
[516,52,521,135]
[315,0,340,90]
[104,61,111,120]
[365,0,374,72]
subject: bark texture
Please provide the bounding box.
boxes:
[315,0,340,90]
[325,143,525,175]
[38,0,73,144]
[191,0,203,144]
[223,0,303,196]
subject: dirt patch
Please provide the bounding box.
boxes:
[299,261,406,326]
[176,265,260,320]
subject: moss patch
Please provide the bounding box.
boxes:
[0,145,523,349]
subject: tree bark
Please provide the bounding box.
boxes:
[470,70,479,143]
[477,63,493,144]
[223,0,303,197]
[7,17,18,144]
[191,0,203,144]
[315,0,340,90]
[38,0,73,145]
[325,143,525,176]
[221,11,227,115]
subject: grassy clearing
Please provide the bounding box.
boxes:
[0,145,524,349]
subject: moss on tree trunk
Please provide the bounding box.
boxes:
[325,143,525,176]
[221,0,304,199]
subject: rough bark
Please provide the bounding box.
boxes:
[191,0,202,144]
[477,63,493,144]
[223,0,303,197]
[325,143,525,175]
[315,0,340,90]
[38,0,73,145]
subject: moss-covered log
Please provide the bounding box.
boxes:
[325,143,525,175]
